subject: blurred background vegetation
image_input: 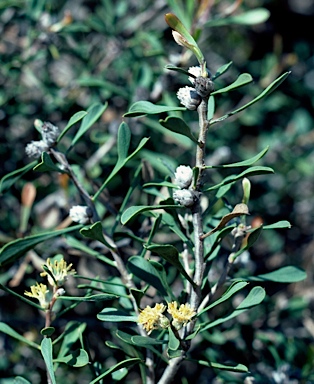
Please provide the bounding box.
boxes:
[1,0,314,382]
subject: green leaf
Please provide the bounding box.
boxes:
[212,62,233,80]
[247,266,306,283]
[97,308,138,322]
[212,73,253,95]
[198,281,249,316]
[191,359,248,372]
[164,64,193,77]
[124,101,186,117]
[121,204,181,225]
[263,220,291,230]
[41,327,55,337]
[41,338,57,384]
[205,147,269,168]
[14,377,32,384]
[168,327,180,351]
[159,116,198,144]
[200,286,266,332]
[58,293,118,302]
[80,221,114,249]
[93,123,149,200]
[210,72,290,125]
[146,244,195,287]
[204,166,274,192]
[0,161,37,194]
[33,152,64,173]
[0,322,40,350]
[207,95,215,120]
[205,8,270,27]
[57,111,88,142]
[89,358,141,384]
[53,349,89,367]
[0,225,83,266]
[55,321,86,362]
[71,102,108,147]
[127,256,170,298]
[131,335,167,346]
[165,13,204,65]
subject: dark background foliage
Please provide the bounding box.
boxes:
[1,0,314,382]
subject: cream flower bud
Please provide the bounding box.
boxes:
[41,122,60,147]
[69,205,92,224]
[173,189,196,207]
[188,66,202,85]
[177,86,202,110]
[25,140,49,158]
[174,165,193,189]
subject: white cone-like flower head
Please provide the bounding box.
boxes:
[173,189,195,207]
[69,205,92,224]
[41,122,60,147]
[188,66,202,85]
[177,86,202,110]
[25,140,49,158]
[174,165,193,189]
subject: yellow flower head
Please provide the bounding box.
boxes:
[40,257,76,287]
[138,303,169,335]
[167,301,196,330]
[24,283,50,309]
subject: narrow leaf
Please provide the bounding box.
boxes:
[89,358,141,384]
[204,166,274,192]
[55,321,87,360]
[124,101,185,117]
[205,147,269,168]
[212,73,253,95]
[210,72,290,125]
[0,161,37,194]
[127,256,170,298]
[192,359,248,372]
[71,102,108,147]
[58,293,118,302]
[0,225,83,266]
[248,266,306,283]
[198,281,249,315]
[263,220,291,229]
[33,152,64,173]
[54,349,89,367]
[117,122,131,161]
[121,204,181,225]
[131,335,167,346]
[97,308,138,322]
[200,286,266,332]
[212,62,233,80]
[146,244,195,287]
[159,116,198,144]
[0,322,40,350]
[57,111,88,142]
[205,8,270,27]
[14,377,32,384]
[41,338,57,384]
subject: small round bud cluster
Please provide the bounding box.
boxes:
[25,121,60,159]
[176,66,214,110]
[69,205,93,224]
[173,165,197,207]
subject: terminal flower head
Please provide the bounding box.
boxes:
[174,165,193,189]
[138,303,169,335]
[69,205,92,224]
[167,301,196,330]
[25,140,49,159]
[41,121,60,147]
[40,257,76,287]
[24,283,50,309]
[177,86,202,110]
[173,189,196,207]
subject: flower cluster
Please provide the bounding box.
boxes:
[69,205,92,224]
[138,301,196,334]
[25,121,60,159]
[24,256,76,309]
[176,66,214,110]
[173,165,197,207]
